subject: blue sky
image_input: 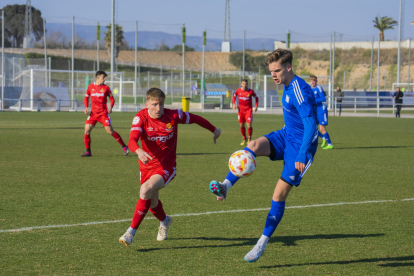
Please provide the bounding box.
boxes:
[4,0,414,41]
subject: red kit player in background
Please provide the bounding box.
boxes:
[81,71,129,157]
[119,87,221,246]
[232,78,258,146]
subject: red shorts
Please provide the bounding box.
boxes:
[238,110,253,124]
[86,113,112,127]
[140,166,177,186]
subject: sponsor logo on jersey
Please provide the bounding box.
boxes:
[147,132,174,143]
[91,93,105,97]
[239,97,250,101]
[286,95,290,103]
[132,116,140,125]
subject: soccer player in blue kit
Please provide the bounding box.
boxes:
[309,75,334,149]
[209,49,319,262]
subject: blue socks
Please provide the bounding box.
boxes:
[318,131,323,138]
[225,147,256,186]
[323,132,332,145]
[262,200,285,238]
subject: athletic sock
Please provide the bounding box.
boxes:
[111,131,126,146]
[248,127,253,139]
[84,134,91,150]
[262,200,285,238]
[323,132,332,145]
[240,127,247,140]
[257,235,270,249]
[224,147,256,187]
[130,198,151,230]
[150,200,167,222]
[318,131,324,138]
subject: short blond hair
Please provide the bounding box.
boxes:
[309,75,317,81]
[146,87,166,102]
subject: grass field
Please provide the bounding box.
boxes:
[1,111,413,275]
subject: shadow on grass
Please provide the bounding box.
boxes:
[335,146,411,150]
[260,255,414,269]
[137,233,384,253]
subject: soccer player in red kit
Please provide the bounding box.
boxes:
[81,71,129,157]
[119,87,221,246]
[232,78,258,145]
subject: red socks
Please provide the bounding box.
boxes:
[150,200,167,222]
[240,127,246,140]
[111,131,126,147]
[130,198,151,229]
[84,134,91,150]
[248,127,253,139]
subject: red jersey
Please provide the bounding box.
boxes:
[129,108,216,169]
[84,82,114,115]
[232,88,258,113]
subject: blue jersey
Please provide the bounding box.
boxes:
[311,85,327,115]
[282,75,318,146]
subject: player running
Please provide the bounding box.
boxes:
[309,75,334,150]
[119,87,221,246]
[209,49,318,262]
[232,79,259,145]
[81,71,129,157]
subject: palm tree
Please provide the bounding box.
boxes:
[104,24,124,58]
[373,15,398,41]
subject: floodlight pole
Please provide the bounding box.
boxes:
[397,0,402,84]
[243,30,245,78]
[72,16,75,102]
[377,35,380,116]
[97,22,100,71]
[1,10,4,110]
[44,18,47,86]
[182,23,186,97]
[202,29,206,113]
[370,36,374,90]
[408,38,411,91]
[110,0,115,74]
[135,20,138,105]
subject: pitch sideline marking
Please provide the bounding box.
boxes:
[1,198,413,233]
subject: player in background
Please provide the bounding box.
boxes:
[81,71,129,157]
[119,88,221,246]
[209,49,318,262]
[309,75,334,150]
[232,79,259,145]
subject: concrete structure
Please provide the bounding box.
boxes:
[274,39,413,50]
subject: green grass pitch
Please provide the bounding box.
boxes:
[0,111,413,275]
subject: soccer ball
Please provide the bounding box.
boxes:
[228,150,256,178]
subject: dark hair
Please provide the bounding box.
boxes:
[96,71,108,77]
[241,78,248,83]
[266,49,293,66]
[146,87,166,102]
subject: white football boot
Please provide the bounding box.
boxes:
[157,215,173,241]
[119,231,134,246]
[209,180,227,201]
[244,244,265,262]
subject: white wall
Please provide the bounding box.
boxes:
[274,40,413,50]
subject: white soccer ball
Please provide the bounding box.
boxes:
[228,150,256,178]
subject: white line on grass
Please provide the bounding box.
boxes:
[1,198,413,233]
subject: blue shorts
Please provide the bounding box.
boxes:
[264,129,317,186]
[317,111,328,126]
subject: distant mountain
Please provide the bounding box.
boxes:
[45,22,275,51]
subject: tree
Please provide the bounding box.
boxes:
[104,23,124,58]
[170,44,195,52]
[2,4,44,47]
[373,15,398,41]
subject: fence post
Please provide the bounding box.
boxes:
[75,100,78,112]
[57,99,61,112]
[334,97,337,116]
[393,100,395,115]
[354,98,356,114]
[37,99,41,112]
[19,99,22,112]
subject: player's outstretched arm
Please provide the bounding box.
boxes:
[108,95,115,114]
[84,96,89,115]
[177,111,221,144]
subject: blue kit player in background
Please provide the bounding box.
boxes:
[309,75,334,149]
[209,49,319,262]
